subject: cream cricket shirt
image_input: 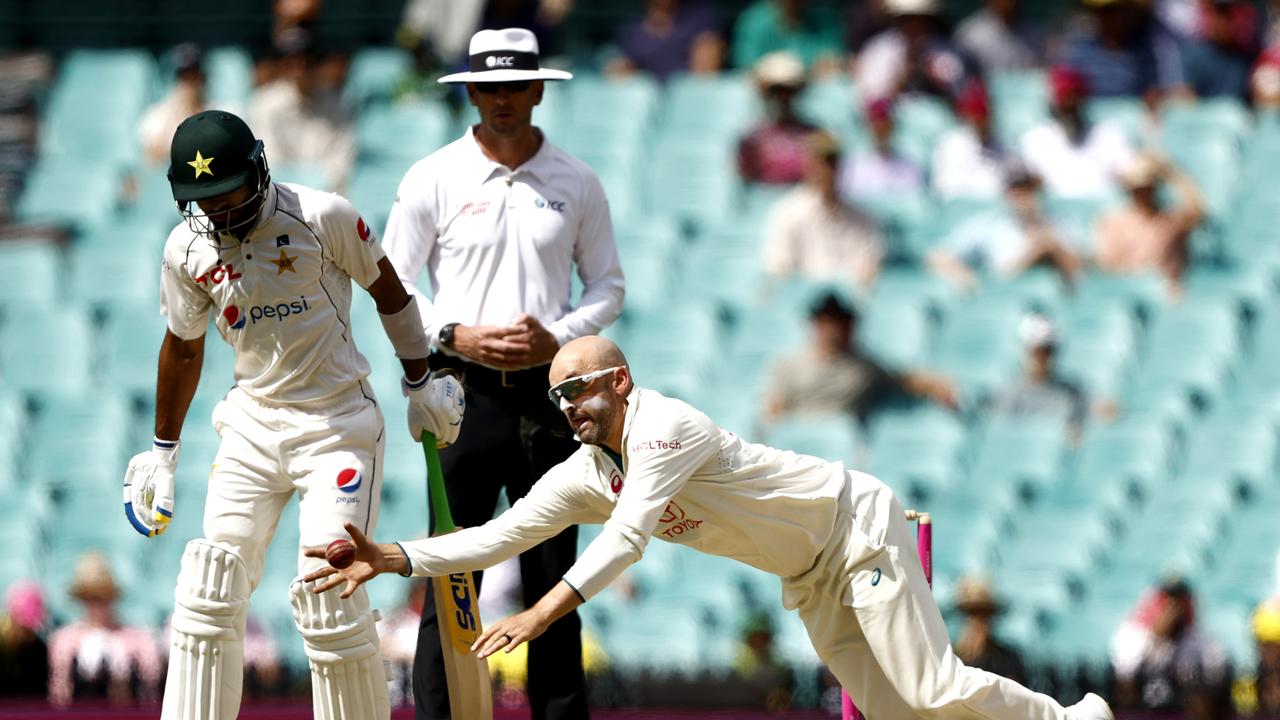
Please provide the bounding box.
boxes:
[400,387,894,602]
[160,182,386,405]
[381,127,624,359]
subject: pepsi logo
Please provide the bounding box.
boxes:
[336,468,362,493]
[223,306,246,329]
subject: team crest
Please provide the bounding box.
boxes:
[188,150,214,178]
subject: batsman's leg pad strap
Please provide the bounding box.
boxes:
[162,539,251,720]
[289,578,391,720]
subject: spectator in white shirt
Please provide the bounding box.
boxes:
[138,44,210,166]
[954,0,1046,74]
[839,97,925,200]
[1018,64,1136,199]
[856,0,975,103]
[764,130,884,291]
[931,81,1007,200]
[381,28,623,720]
[928,162,1082,293]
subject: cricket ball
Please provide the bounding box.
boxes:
[326,539,356,569]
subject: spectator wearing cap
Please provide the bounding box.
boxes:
[1019,64,1137,199]
[732,0,843,73]
[732,611,796,710]
[248,30,356,191]
[839,98,925,199]
[1110,578,1231,717]
[0,580,48,698]
[762,130,884,290]
[928,163,1082,293]
[737,51,820,185]
[1180,0,1263,100]
[608,0,725,81]
[1095,151,1204,297]
[47,552,163,708]
[1251,45,1280,109]
[955,0,1048,75]
[986,314,1108,442]
[931,82,1008,200]
[1252,597,1280,716]
[762,292,957,425]
[856,0,976,103]
[952,576,1028,686]
[1061,0,1187,100]
[138,44,211,166]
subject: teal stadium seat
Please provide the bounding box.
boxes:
[70,238,159,307]
[646,138,739,229]
[765,414,862,466]
[969,416,1070,497]
[0,305,94,396]
[99,300,168,397]
[867,406,967,501]
[859,295,929,368]
[204,46,253,108]
[40,50,153,163]
[15,158,123,230]
[565,75,659,136]
[0,240,62,306]
[356,101,450,162]
[932,299,1023,399]
[664,73,759,136]
[344,47,412,108]
[1073,420,1172,498]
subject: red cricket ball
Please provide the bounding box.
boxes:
[326,539,356,569]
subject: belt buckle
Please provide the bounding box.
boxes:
[501,370,515,388]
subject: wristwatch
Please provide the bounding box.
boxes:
[438,322,460,349]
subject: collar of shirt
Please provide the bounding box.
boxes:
[605,384,643,470]
[464,125,557,185]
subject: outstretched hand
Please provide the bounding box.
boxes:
[470,607,553,659]
[302,522,396,598]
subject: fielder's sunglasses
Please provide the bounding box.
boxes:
[474,80,534,94]
[548,367,622,405]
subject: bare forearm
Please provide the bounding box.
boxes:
[531,581,584,626]
[154,331,204,440]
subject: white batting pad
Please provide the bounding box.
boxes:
[289,578,391,720]
[162,540,251,720]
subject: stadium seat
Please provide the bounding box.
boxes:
[356,101,450,162]
[664,72,760,136]
[859,295,929,368]
[0,304,94,396]
[867,406,968,501]
[645,139,739,229]
[1073,420,1171,498]
[932,299,1023,399]
[764,414,862,466]
[40,49,153,163]
[0,239,62,307]
[14,158,123,230]
[204,46,253,108]
[344,47,412,108]
[969,416,1070,498]
[99,299,169,397]
[566,75,659,136]
[69,238,159,307]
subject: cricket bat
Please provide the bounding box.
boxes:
[423,432,494,719]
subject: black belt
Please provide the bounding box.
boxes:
[429,353,551,392]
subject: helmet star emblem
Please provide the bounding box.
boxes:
[271,248,298,275]
[188,150,215,178]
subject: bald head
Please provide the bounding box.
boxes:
[550,336,629,385]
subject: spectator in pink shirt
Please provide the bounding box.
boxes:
[738,51,819,185]
[1095,152,1204,298]
[47,553,163,708]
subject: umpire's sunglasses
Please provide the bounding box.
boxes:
[473,80,534,94]
[548,367,622,406]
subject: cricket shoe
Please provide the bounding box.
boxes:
[1067,693,1114,720]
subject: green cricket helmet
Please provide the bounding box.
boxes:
[168,110,270,237]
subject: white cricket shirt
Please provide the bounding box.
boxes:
[381,127,624,363]
[160,182,387,405]
[400,387,896,602]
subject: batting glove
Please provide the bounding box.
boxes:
[123,438,179,538]
[404,371,465,447]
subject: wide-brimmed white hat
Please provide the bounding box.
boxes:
[439,28,573,85]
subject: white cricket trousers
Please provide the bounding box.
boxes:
[787,474,1073,720]
[205,382,384,585]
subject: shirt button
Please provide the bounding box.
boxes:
[246,254,252,260]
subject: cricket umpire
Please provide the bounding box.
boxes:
[382,27,624,720]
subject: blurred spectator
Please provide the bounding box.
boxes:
[955,0,1047,74]
[243,616,282,697]
[1250,45,1280,109]
[0,580,48,698]
[762,292,957,424]
[737,52,819,185]
[273,0,322,40]
[1061,0,1187,100]
[931,82,1008,200]
[139,44,210,166]
[480,0,574,58]
[248,30,355,191]
[1252,598,1280,716]
[732,611,795,711]
[839,98,925,199]
[763,131,884,290]
[607,0,724,81]
[845,0,892,55]
[1180,0,1262,99]
[986,314,1099,441]
[48,552,163,708]
[400,0,486,66]
[928,163,1082,293]
[1095,152,1204,297]
[1110,578,1231,718]
[731,0,843,73]
[856,0,975,103]
[952,577,1027,685]
[379,579,430,707]
[1019,65,1137,199]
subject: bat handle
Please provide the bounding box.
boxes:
[422,432,456,533]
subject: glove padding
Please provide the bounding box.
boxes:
[404,371,465,447]
[123,439,179,537]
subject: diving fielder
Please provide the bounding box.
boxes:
[307,336,1117,720]
[122,110,465,720]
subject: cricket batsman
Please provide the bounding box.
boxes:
[305,336,1116,720]
[121,110,465,719]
